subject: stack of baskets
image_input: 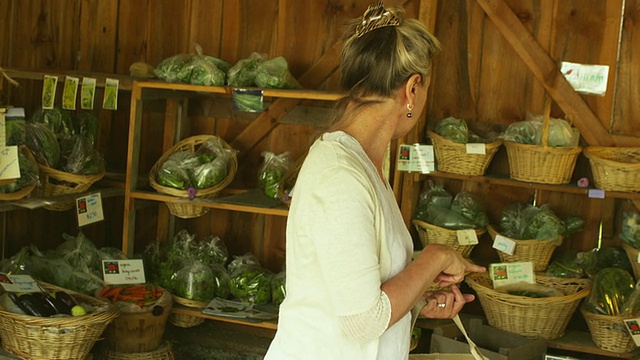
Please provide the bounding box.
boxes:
[487,225,562,272]
[412,219,484,258]
[168,295,207,328]
[149,135,237,219]
[581,305,636,353]
[0,282,119,360]
[427,130,502,176]
[584,146,640,193]
[465,273,591,340]
[0,145,38,201]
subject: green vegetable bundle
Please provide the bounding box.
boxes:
[258,151,293,199]
[413,182,487,230]
[585,267,635,316]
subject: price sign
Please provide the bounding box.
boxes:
[489,262,535,288]
[76,193,104,227]
[492,234,516,255]
[0,273,40,293]
[102,259,146,285]
[465,143,486,155]
[457,229,479,245]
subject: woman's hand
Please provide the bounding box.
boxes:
[427,244,486,287]
[419,284,473,319]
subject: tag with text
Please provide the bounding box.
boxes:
[102,259,146,285]
[0,273,40,293]
[457,229,479,245]
[465,143,486,155]
[76,192,105,227]
[492,234,516,255]
[624,317,640,346]
[489,262,535,288]
[0,146,20,180]
[103,78,119,110]
[396,143,435,173]
[561,61,609,96]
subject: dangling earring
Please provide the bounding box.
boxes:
[406,103,414,118]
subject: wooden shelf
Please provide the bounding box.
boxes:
[172,305,278,330]
[548,330,640,359]
[3,67,135,91]
[0,186,124,212]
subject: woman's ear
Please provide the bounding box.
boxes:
[405,74,422,101]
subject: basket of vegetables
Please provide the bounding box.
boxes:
[428,117,502,176]
[581,267,636,353]
[465,273,591,339]
[149,135,237,219]
[487,225,561,272]
[25,109,105,211]
[0,281,119,360]
[500,101,582,184]
[98,283,173,353]
[584,146,640,192]
[0,145,39,201]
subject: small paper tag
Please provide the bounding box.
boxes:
[492,234,516,255]
[103,78,119,110]
[465,143,486,155]
[456,229,479,245]
[0,146,20,180]
[232,88,264,112]
[42,75,59,109]
[561,61,609,96]
[76,193,105,227]
[489,262,535,288]
[102,259,146,285]
[397,143,435,173]
[588,189,605,198]
[81,77,97,110]
[624,318,640,346]
[0,273,40,292]
[62,76,79,110]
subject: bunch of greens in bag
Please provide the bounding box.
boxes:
[254,57,302,89]
[413,182,487,230]
[196,235,229,266]
[0,148,39,194]
[174,260,216,302]
[210,263,231,299]
[584,267,635,316]
[271,270,286,307]
[546,252,584,278]
[433,117,482,144]
[620,212,640,250]
[227,253,271,305]
[498,203,581,240]
[258,151,293,199]
[226,52,268,87]
[25,122,60,168]
[576,246,634,279]
[498,112,580,147]
[155,44,230,86]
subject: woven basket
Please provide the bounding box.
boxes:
[427,130,502,176]
[149,135,237,219]
[168,295,207,328]
[101,340,174,360]
[581,305,635,353]
[465,273,591,340]
[412,220,484,258]
[37,163,105,211]
[0,282,119,360]
[584,146,640,192]
[622,243,640,281]
[487,225,561,271]
[0,145,38,201]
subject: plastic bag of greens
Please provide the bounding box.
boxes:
[521,204,565,240]
[228,253,261,275]
[425,204,476,230]
[526,112,580,147]
[227,52,268,87]
[258,151,293,199]
[174,260,216,302]
[563,215,585,237]
[0,148,39,194]
[29,107,74,141]
[60,135,105,175]
[254,57,302,89]
[271,270,286,307]
[228,263,272,305]
[622,285,640,317]
[498,202,531,239]
[417,182,452,208]
[621,212,640,250]
[0,246,30,274]
[56,231,101,275]
[577,246,634,279]
[210,263,231,299]
[155,53,193,83]
[434,117,469,144]
[499,120,540,145]
[450,191,488,229]
[196,235,228,266]
[177,50,227,86]
[157,151,199,189]
[97,247,128,261]
[545,252,584,278]
[25,122,60,168]
[585,267,635,316]
[74,111,99,146]
[190,160,227,188]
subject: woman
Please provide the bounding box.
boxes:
[265,3,485,359]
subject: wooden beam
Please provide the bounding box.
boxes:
[475,0,639,147]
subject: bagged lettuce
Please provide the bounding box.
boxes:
[254,57,302,89]
[258,151,293,199]
[227,52,268,87]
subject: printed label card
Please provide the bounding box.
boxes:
[489,262,535,288]
[0,273,40,293]
[76,192,105,227]
[492,234,516,255]
[62,76,79,110]
[42,75,58,109]
[232,88,264,112]
[456,229,479,245]
[561,61,609,96]
[102,259,146,285]
[624,318,640,346]
[396,143,435,173]
[103,78,119,110]
[465,143,486,155]
[81,77,97,110]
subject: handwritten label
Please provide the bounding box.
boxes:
[588,189,605,199]
[102,259,146,285]
[62,76,79,110]
[76,193,104,227]
[492,234,516,255]
[456,229,479,245]
[489,262,535,288]
[465,143,486,155]
[0,273,40,293]
[397,143,435,174]
[0,146,20,180]
[561,61,609,96]
[81,77,97,110]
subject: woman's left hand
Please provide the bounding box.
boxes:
[419,284,474,319]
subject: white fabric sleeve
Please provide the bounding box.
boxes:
[339,291,392,343]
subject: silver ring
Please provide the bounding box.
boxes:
[437,302,446,308]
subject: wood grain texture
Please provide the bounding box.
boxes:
[613,0,640,137]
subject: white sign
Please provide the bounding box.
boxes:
[76,193,104,227]
[0,146,20,180]
[102,259,146,285]
[489,262,535,288]
[465,143,486,155]
[492,234,516,255]
[588,189,605,199]
[623,317,640,346]
[396,143,434,173]
[561,61,609,96]
[0,273,40,293]
[457,229,479,245]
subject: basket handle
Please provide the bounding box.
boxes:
[541,98,551,148]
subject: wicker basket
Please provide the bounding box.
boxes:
[37,163,105,211]
[465,273,591,340]
[101,340,174,360]
[168,295,207,328]
[584,146,640,192]
[427,130,502,176]
[0,145,38,201]
[581,305,635,353]
[622,242,640,281]
[412,220,484,258]
[149,135,237,219]
[487,225,561,271]
[0,282,119,360]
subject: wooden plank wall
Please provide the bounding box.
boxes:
[1,0,639,272]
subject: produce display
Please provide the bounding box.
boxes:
[414,182,488,230]
[0,289,88,318]
[98,283,166,308]
[258,151,293,199]
[498,112,580,147]
[497,202,583,240]
[433,117,485,144]
[584,267,635,316]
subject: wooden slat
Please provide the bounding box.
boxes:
[187,0,224,56]
[613,0,640,137]
[475,0,639,146]
[78,0,118,72]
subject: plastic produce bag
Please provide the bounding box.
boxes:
[56,231,101,275]
[621,212,640,250]
[254,56,302,89]
[157,151,199,189]
[226,52,268,87]
[425,204,476,230]
[210,263,231,299]
[188,136,234,189]
[29,107,74,142]
[228,263,272,305]
[228,253,261,275]
[434,117,469,144]
[174,260,216,302]
[545,252,584,278]
[585,267,635,316]
[417,182,453,208]
[499,113,579,147]
[60,134,105,175]
[258,151,293,199]
[271,270,286,307]
[450,191,488,229]
[155,53,192,83]
[25,122,60,168]
[196,235,229,266]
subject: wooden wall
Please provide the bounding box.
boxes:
[1,0,639,272]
